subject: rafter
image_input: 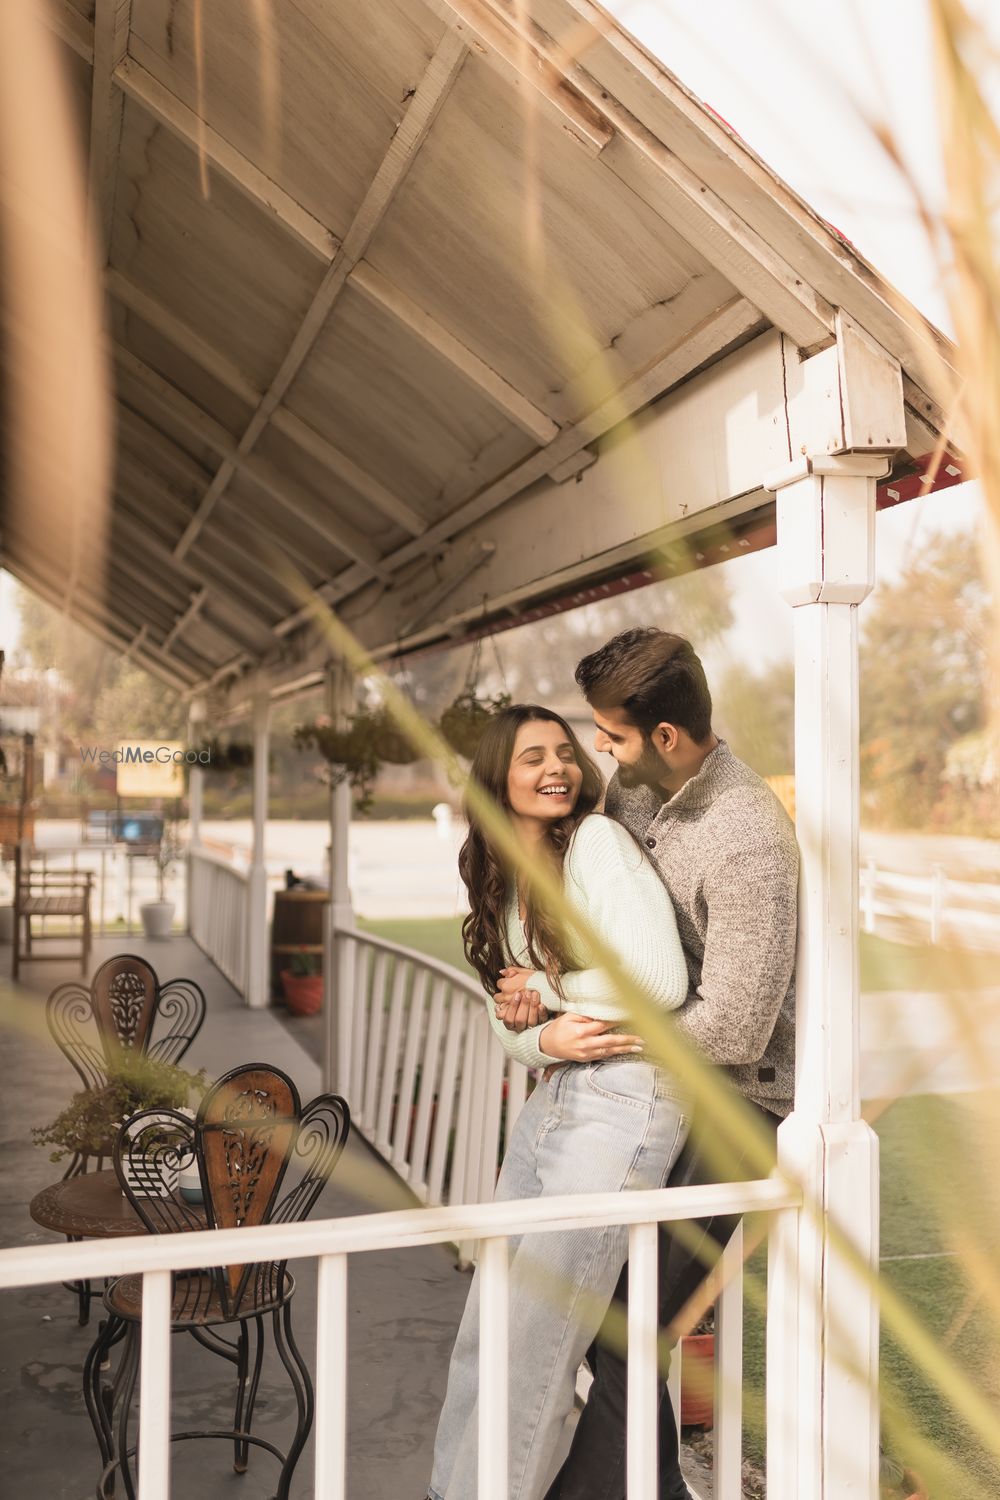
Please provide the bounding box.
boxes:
[45,1,94,63]
[434,0,833,351]
[170,30,468,563]
[349,261,560,446]
[162,587,208,654]
[110,288,426,537]
[4,553,194,691]
[116,58,339,261]
[89,1,132,257]
[274,294,764,637]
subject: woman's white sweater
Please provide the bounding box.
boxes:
[486,814,688,1070]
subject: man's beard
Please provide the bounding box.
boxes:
[615,741,665,790]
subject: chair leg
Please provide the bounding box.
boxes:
[271,1302,313,1500]
[84,1314,125,1470]
[239,1315,266,1473]
[232,1320,250,1474]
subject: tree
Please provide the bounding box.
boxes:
[714,657,794,776]
[859,530,991,828]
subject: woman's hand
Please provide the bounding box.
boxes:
[494,989,549,1032]
[497,966,535,996]
[538,1014,644,1062]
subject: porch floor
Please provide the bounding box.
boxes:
[0,933,471,1500]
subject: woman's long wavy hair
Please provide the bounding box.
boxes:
[459,704,604,998]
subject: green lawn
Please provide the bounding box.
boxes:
[358,917,1000,1494]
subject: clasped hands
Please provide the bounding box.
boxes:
[494,967,644,1066]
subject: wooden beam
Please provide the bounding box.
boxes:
[112,284,425,535]
[171,30,468,563]
[108,270,261,406]
[426,0,614,154]
[237,455,390,577]
[89,1,132,257]
[162,587,208,654]
[269,407,425,536]
[434,0,834,351]
[115,58,339,262]
[275,294,765,634]
[350,260,560,445]
[111,504,284,622]
[3,552,194,690]
[115,343,427,538]
[44,0,94,64]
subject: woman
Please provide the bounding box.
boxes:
[428,704,690,1500]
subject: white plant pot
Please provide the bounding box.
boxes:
[140,900,175,939]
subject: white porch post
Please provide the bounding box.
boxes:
[245,690,271,1008]
[186,698,206,852]
[324,660,356,1095]
[765,450,889,1500]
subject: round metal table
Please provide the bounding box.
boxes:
[30,1170,152,1240]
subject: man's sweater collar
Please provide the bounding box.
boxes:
[653,737,737,817]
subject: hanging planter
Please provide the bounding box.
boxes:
[294,705,421,812]
[361,708,421,766]
[198,737,255,774]
[438,690,511,759]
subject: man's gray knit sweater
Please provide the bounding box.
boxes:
[605,740,798,1117]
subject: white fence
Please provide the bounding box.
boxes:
[331,927,531,1242]
[188,847,248,992]
[861,859,1000,948]
[0,1178,797,1500]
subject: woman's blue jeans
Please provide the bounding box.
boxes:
[428,1059,690,1500]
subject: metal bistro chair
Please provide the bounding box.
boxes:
[46,954,207,1321]
[87,1064,350,1500]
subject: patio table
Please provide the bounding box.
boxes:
[30,1171,207,1491]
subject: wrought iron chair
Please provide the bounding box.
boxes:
[86,1064,350,1500]
[45,954,206,1321]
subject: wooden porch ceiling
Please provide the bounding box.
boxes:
[3,0,959,695]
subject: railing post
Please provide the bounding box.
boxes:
[478,1236,509,1500]
[138,1270,172,1500]
[325,659,356,1095]
[627,1222,659,1500]
[714,1221,744,1496]
[245,690,271,1008]
[186,697,206,937]
[766,444,891,1500]
[929,862,946,945]
[314,1254,348,1500]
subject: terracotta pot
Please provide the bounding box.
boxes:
[679,1332,714,1429]
[280,970,323,1016]
[902,1472,928,1500]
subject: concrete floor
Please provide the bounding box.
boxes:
[0,933,471,1500]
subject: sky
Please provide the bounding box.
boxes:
[0,0,991,661]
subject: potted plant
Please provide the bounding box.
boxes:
[438,690,511,759]
[294,714,382,812]
[279,949,324,1016]
[139,830,180,939]
[32,1054,208,1172]
[679,1308,714,1429]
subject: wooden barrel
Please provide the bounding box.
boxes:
[270,888,328,1000]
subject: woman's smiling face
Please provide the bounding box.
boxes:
[506,718,583,825]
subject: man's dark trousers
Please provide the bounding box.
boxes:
[544,1105,781,1500]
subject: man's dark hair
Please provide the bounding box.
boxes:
[575,628,713,742]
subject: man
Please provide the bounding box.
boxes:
[504,627,798,1500]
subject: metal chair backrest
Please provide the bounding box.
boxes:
[47,955,206,1091]
[114,1064,350,1318]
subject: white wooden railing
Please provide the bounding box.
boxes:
[860,859,1000,948]
[0,1178,797,1500]
[326,923,760,1494]
[187,846,248,992]
[329,926,531,1249]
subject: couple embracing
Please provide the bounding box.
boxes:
[426,628,798,1500]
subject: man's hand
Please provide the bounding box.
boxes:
[537,1013,644,1062]
[494,988,549,1032]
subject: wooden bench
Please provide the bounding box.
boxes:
[13,843,93,980]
